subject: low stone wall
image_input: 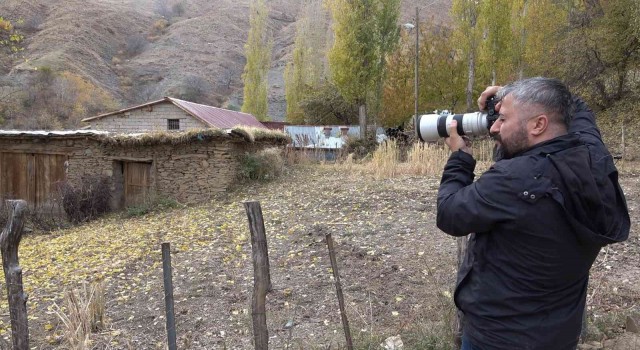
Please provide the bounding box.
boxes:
[0,133,274,209]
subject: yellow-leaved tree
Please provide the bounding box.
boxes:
[241,0,272,121]
[326,0,400,137]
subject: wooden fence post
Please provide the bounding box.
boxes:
[161,242,177,350]
[1,200,29,350]
[244,201,271,350]
[325,232,353,350]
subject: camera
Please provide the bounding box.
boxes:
[414,96,498,142]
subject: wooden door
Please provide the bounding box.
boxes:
[0,153,32,202]
[0,153,67,207]
[124,162,151,206]
[34,154,67,207]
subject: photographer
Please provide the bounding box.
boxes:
[437,77,630,350]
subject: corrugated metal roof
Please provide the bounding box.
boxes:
[81,97,267,129]
[168,97,266,129]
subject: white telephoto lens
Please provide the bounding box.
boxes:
[415,112,490,142]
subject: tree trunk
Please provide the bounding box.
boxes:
[359,104,367,139]
[1,200,29,350]
[466,47,476,112]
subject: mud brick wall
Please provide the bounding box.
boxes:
[86,103,207,133]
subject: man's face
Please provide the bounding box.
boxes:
[489,94,530,159]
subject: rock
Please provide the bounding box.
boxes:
[603,339,616,349]
[381,335,403,350]
[577,344,595,350]
[611,333,640,350]
[626,314,640,334]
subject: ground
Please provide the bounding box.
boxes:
[1,164,638,349]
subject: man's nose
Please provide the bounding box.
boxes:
[490,120,500,134]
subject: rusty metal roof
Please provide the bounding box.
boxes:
[81,97,267,129]
[167,97,266,129]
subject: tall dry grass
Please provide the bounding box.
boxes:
[54,281,106,349]
[342,138,496,180]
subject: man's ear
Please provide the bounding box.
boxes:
[530,115,548,136]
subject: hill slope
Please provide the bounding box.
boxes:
[0,0,452,122]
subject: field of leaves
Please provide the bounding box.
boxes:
[0,163,638,349]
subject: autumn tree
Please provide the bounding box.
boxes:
[451,0,482,111]
[298,82,358,125]
[326,0,400,137]
[379,29,414,127]
[0,17,24,72]
[284,0,330,124]
[241,0,273,121]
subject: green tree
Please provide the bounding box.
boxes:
[241,0,272,121]
[555,0,640,109]
[511,0,568,79]
[284,0,329,124]
[419,23,468,113]
[477,0,516,84]
[326,0,400,137]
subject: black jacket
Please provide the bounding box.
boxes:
[437,98,630,350]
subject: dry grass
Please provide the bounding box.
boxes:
[54,281,106,349]
[100,127,289,147]
[339,138,496,180]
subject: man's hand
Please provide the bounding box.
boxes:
[444,120,472,155]
[478,86,502,111]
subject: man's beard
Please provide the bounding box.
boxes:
[491,127,529,161]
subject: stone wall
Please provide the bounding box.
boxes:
[0,135,267,209]
[87,102,207,133]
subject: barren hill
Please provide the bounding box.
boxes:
[0,0,452,122]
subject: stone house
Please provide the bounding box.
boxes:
[0,128,288,211]
[81,97,266,133]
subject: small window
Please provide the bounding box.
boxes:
[167,119,180,130]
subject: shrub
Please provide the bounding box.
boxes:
[125,34,148,57]
[58,175,111,223]
[344,135,379,160]
[239,147,285,181]
[172,2,186,16]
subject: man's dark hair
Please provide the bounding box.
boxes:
[497,77,574,128]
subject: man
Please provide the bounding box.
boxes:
[437,77,630,350]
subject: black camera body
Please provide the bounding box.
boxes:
[415,96,499,142]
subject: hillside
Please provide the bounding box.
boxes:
[0,0,453,122]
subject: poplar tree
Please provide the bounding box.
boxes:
[451,0,482,111]
[326,0,400,137]
[477,0,516,84]
[241,0,272,121]
[284,0,329,124]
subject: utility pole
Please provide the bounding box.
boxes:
[414,6,419,120]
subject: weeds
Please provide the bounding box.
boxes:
[54,281,106,349]
[125,194,181,218]
[239,147,285,181]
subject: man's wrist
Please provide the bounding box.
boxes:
[458,147,472,155]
